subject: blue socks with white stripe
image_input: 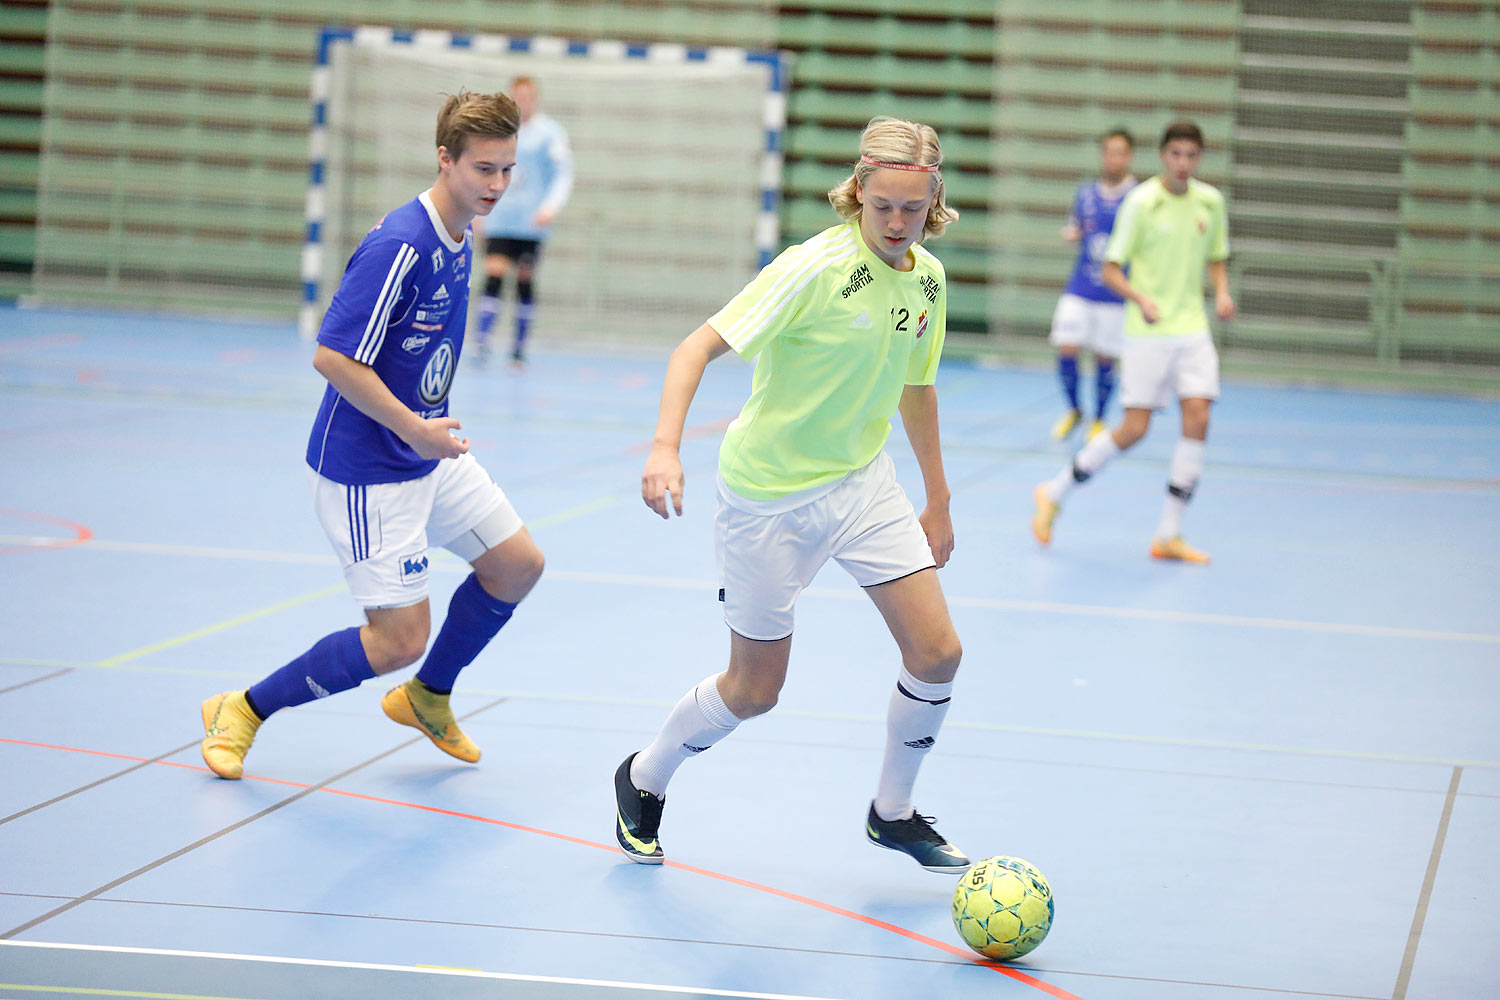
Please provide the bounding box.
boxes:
[415,573,516,694]
[245,626,374,720]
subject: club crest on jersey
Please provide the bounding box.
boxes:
[418,339,456,407]
[431,248,445,272]
[914,309,929,340]
[399,552,429,585]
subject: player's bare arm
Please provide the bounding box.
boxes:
[898,383,954,568]
[1102,261,1159,323]
[1208,260,1235,320]
[312,344,469,460]
[642,323,733,519]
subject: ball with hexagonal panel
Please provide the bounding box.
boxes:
[951,856,1054,961]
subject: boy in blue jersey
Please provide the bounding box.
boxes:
[476,76,574,367]
[1049,129,1136,441]
[200,91,546,779]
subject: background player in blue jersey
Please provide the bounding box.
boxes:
[1048,129,1137,441]
[475,76,574,367]
[199,91,546,780]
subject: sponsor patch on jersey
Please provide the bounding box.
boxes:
[401,333,432,353]
[410,322,442,333]
[418,339,457,407]
[840,263,873,299]
[452,252,466,271]
[399,552,429,586]
[431,248,444,272]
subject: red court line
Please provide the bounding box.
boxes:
[0,736,1087,999]
[0,508,94,555]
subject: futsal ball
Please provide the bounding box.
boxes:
[952,856,1054,961]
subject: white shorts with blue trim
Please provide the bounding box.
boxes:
[714,451,936,641]
[311,452,523,609]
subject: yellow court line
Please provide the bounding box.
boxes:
[96,586,347,667]
[0,986,258,1000]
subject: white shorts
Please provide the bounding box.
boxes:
[714,451,935,641]
[1049,293,1126,357]
[311,452,523,609]
[1120,331,1220,411]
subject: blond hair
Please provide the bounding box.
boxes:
[828,116,958,240]
[435,90,521,162]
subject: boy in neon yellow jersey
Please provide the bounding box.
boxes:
[1033,121,1235,563]
[614,117,969,874]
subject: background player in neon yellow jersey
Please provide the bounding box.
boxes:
[1032,121,1235,563]
[614,117,970,874]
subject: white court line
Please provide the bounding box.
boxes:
[4,535,1497,645]
[0,940,843,1000]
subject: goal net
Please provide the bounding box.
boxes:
[306,29,786,345]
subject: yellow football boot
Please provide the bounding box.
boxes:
[381,679,481,763]
[1031,484,1060,546]
[200,690,263,780]
[1050,408,1082,440]
[1150,536,1212,564]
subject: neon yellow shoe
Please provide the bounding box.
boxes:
[201,690,262,780]
[1031,483,1060,545]
[1087,419,1107,440]
[1050,408,1082,440]
[1150,536,1212,564]
[381,679,481,763]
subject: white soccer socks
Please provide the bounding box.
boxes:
[873,667,954,822]
[630,673,741,797]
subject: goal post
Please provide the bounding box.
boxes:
[303,27,789,344]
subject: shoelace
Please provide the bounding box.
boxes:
[635,791,664,834]
[888,812,944,844]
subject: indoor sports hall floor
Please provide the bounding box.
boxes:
[1,305,1497,1000]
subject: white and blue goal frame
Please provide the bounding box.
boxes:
[300,25,791,338]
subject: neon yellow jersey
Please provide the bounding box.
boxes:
[1105,176,1229,338]
[708,222,947,501]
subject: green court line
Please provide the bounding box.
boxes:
[95,586,347,667]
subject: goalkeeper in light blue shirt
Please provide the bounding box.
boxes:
[477,76,574,366]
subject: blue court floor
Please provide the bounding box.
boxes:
[1,304,1497,1000]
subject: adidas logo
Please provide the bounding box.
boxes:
[903,736,935,749]
[432,284,449,300]
[850,309,872,329]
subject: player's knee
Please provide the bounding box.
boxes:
[734,688,779,719]
[366,624,428,674]
[720,674,779,719]
[512,547,545,594]
[910,632,962,683]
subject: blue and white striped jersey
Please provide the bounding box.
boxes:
[306,191,472,485]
